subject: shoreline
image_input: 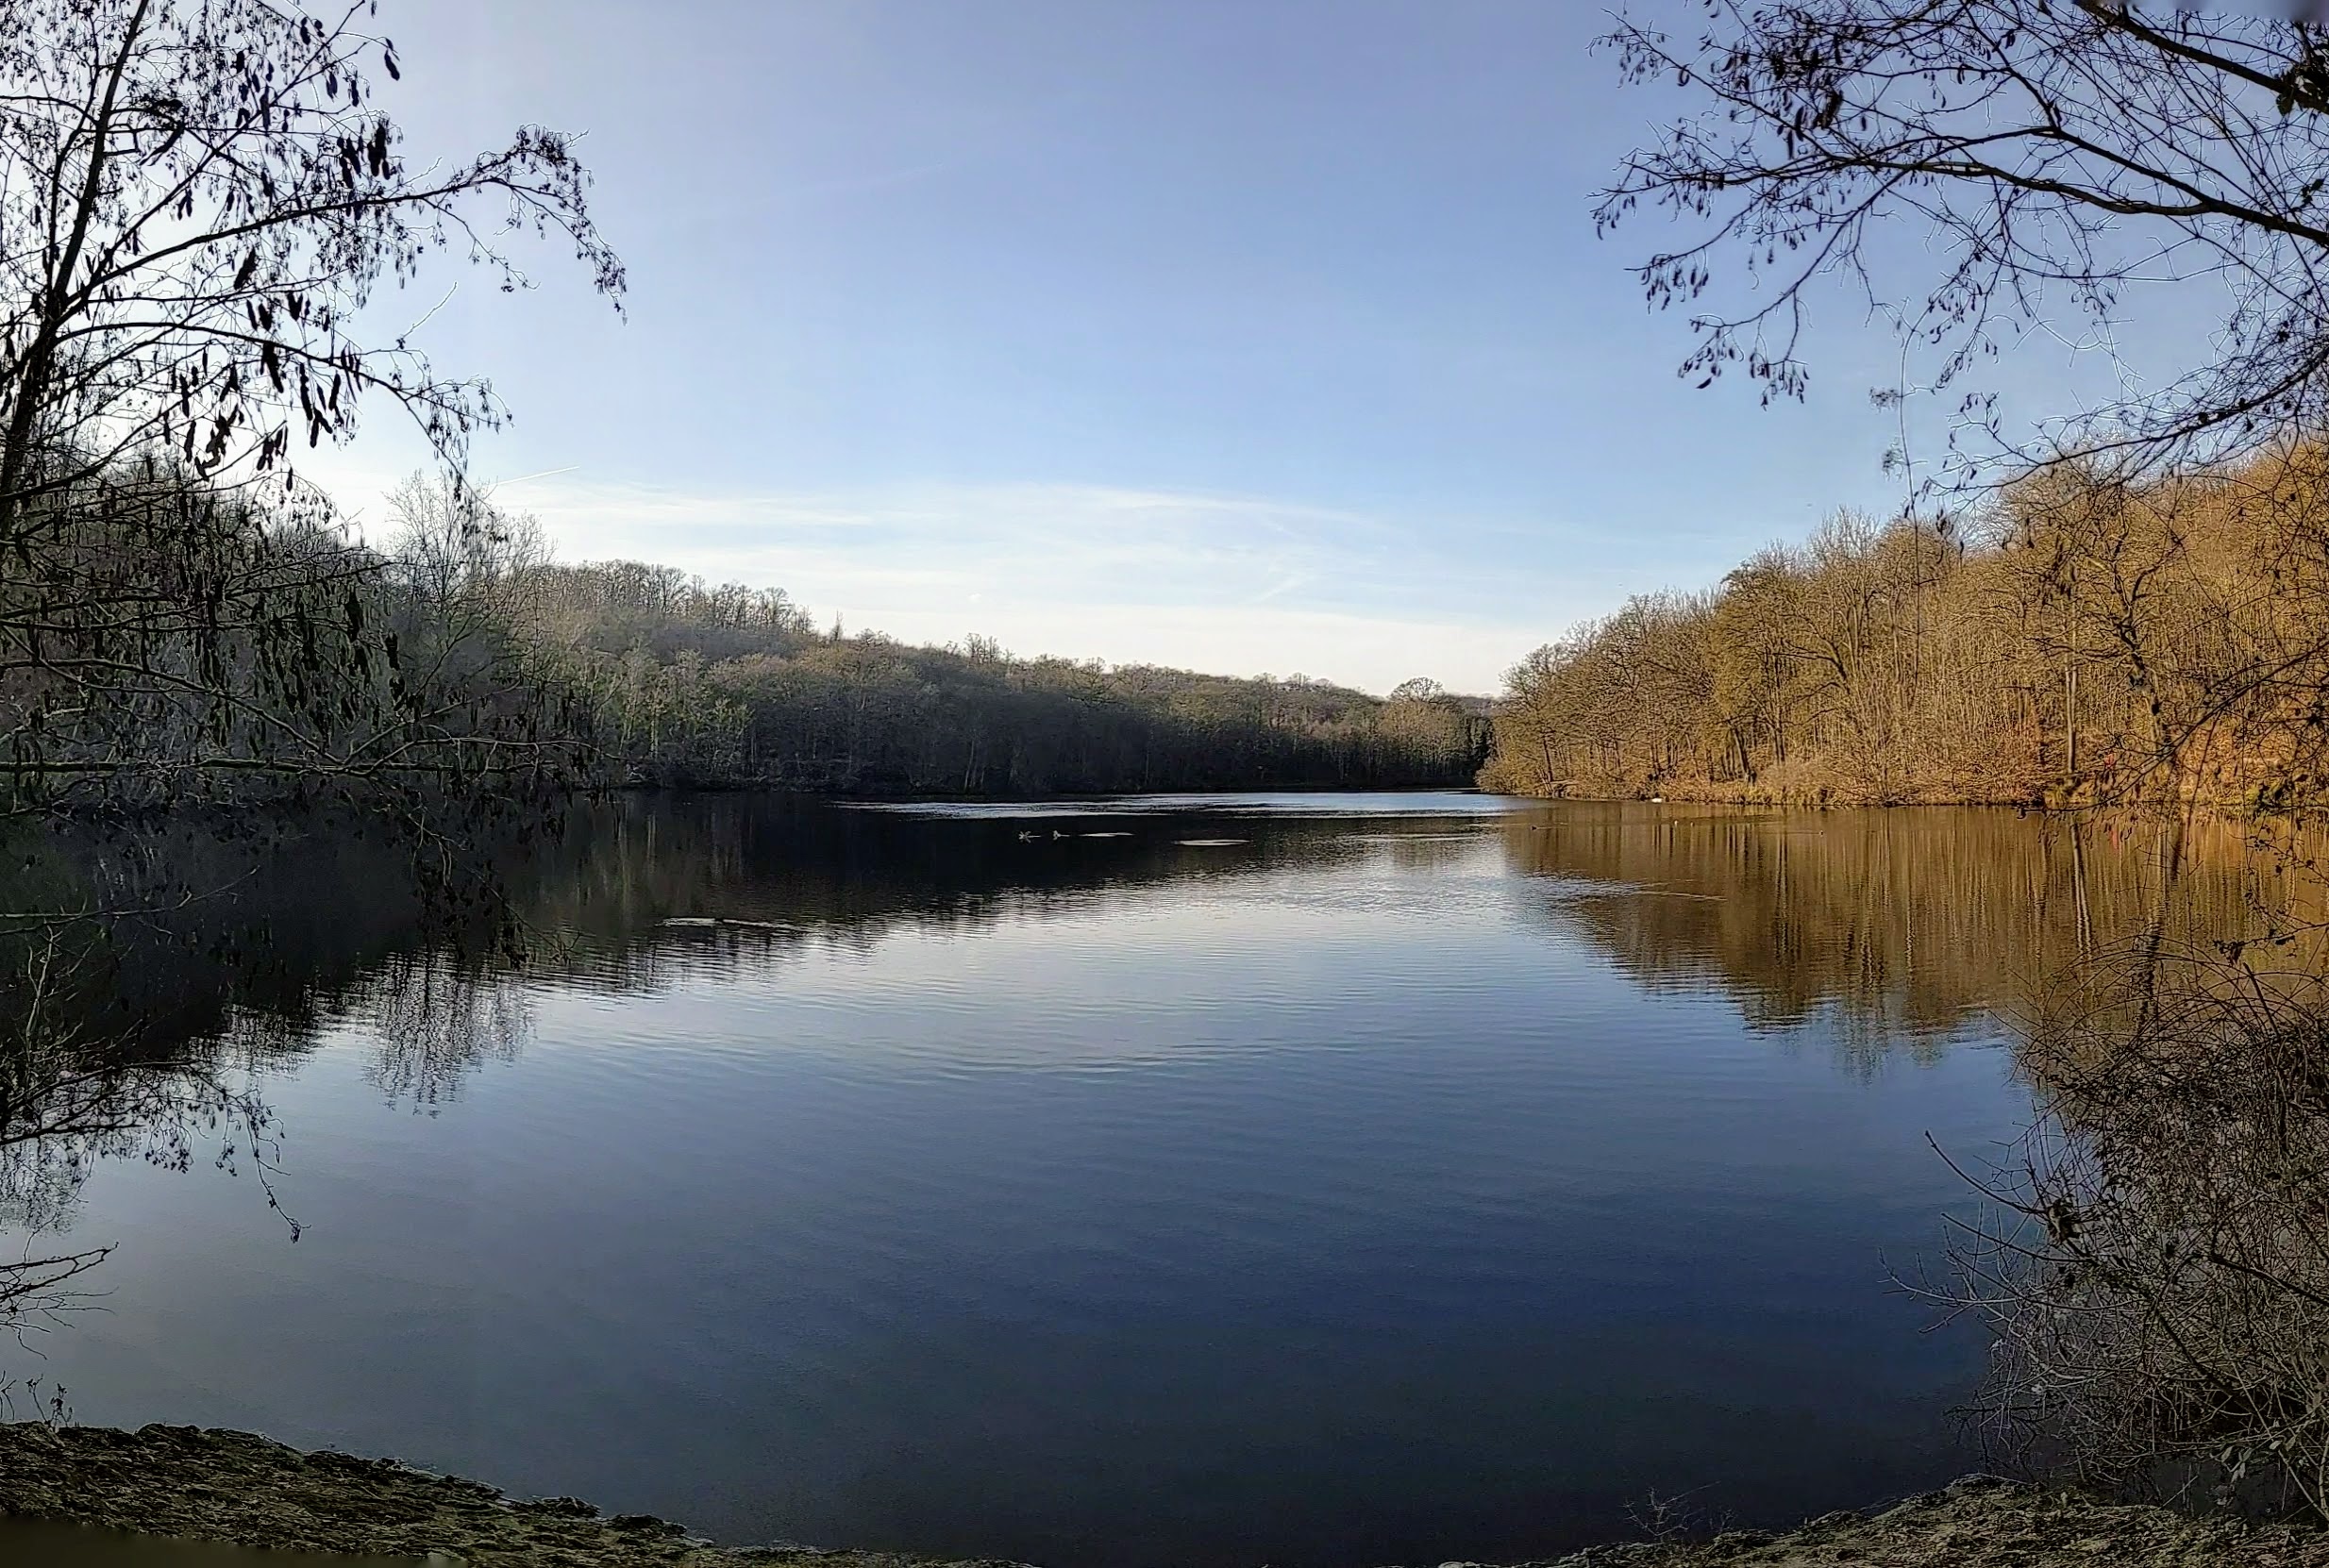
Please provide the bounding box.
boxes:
[0,1422,1012,1567]
[8,1423,2329,1567]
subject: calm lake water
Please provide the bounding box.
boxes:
[7,793,2259,1567]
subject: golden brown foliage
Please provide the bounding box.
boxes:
[1486,445,2329,810]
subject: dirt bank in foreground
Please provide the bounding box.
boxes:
[0,1424,1007,1567]
[3,1423,2326,1568]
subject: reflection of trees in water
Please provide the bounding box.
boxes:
[338,954,532,1112]
[27,795,2304,1370]
[8,792,2318,1513]
[0,796,1415,1323]
[1941,940,2329,1518]
[0,984,515,1330]
[504,795,1409,992]
[11,798,2301,1251]
[1500,804,2295,1066]
[0,808,550,1332]
[0,932,291,1338]
[1491,803,2329,1512]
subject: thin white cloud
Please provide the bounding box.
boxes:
[292,459,1577,692]
[869,600,1546,697]
[469,475,1545,693]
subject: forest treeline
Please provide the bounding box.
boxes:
[0,463,1489,814]
[1484,442,2329,810]
[0,0,1491,819]
[0,0,1490,1327]
[490,486,1489,793]
[492,531,1491,796]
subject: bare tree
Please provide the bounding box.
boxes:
[1932,936,2329,1517]
[0,0,625,539]
[1601,2,2329,479]
[0,0,623,1338]
[0,1,625,813]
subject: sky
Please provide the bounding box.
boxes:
[309,0,2195,695]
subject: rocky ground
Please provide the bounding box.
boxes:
[1536,1475,2329,1566]
[0,1423,1019,1567]
[4,1424,2327,1567]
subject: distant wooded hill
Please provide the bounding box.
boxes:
[0,466,1490,809]
[505,553,1493,795]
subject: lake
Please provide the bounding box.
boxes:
[0,793,2263,1568]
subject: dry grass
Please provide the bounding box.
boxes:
[1935,937,2329,1517]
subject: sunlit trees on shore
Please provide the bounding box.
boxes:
[1483,443,2329,809]
[1593,3,2329,1511]
[1563,4,2329,805]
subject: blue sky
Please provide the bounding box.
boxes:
[315,0,2179,694]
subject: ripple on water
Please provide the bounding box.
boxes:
[22,794,2049,1568]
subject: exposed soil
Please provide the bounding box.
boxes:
[0,1423,1027,1567]
[4,1424,2327,1567]
[1532,1476,2329,1567]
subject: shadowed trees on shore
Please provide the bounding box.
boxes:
[0,0,624,1329]
[491,547,1490,795]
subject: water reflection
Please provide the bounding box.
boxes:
[0,794,2306,1565]
[342,956,533,1113]
[0,797,1497,1309]
[0,798,2294,1324]
[502,795,1501,990]
[1500,805,2284,1067]
[1,806,2303,1240]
